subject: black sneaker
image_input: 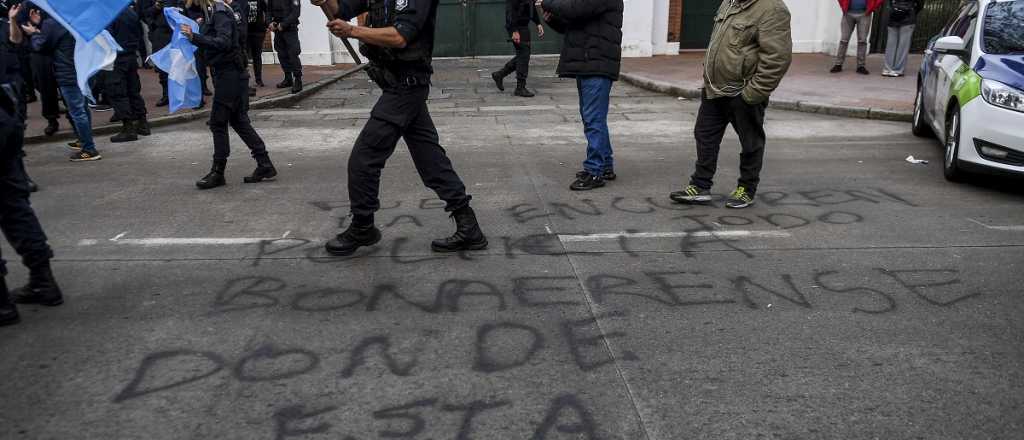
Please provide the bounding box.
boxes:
[69,150,102,162]
[325,224,382,256]
[725,187,755,209]
[670,185,712,204]
[577,169,616,181]
[67,140,83,151]
[570,172,605,191]
[857,66,870,75]
[830,65,842,73]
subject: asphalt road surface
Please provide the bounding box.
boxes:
[2,58,1023,440]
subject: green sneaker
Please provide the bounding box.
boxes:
[669,185,712,204]
[726,187,755,209]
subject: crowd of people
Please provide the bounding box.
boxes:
[1,0,796,327]
[0,0,306,163]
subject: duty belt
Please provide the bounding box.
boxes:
[366,64,429,90]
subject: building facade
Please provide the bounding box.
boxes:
[269,0,869,66]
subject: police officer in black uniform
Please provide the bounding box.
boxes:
[491,0,543,97]
[311,0,488,256]
[268,0,301,93]
[106,5,151,143]
[181,0,277,189]
[1,2,64,326]
[140,0,175,106]
[246,0,268,88]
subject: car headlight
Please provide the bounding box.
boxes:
[981,79,1024,113]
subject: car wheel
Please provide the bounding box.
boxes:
[912,86,933,138]
[944,108,965,182]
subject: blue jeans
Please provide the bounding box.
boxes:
[577,76,613,176]
[59,85,97,154]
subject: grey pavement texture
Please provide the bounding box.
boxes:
[2,58,1023,440]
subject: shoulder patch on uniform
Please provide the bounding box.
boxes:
[396,0,408,11]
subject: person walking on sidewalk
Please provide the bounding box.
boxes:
[882,0,922,77]
[830,0,883,74]
[106,5,151,143]
[246,0,268,88]
[491,0,544,97]
[310,0,489,256]
[539,0,623,191]
[670,0,792,209]
[181,0,278,189]
[1,2,65,327]
[269,0,302,93]
[22,5,102,161]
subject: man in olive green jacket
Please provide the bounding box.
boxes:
[671,0,792,209]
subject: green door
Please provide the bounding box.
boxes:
[435,0,562,57]
[680,0,722,49]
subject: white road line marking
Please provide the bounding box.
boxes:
[557,231,791,242]
[545,225,553,234]
[81,238,285,246]
[282,231,292,239]
[111,232,128,241]
[969,218,1024,231]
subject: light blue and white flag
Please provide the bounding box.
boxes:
[30,0,130,102]
[149,8,202,113]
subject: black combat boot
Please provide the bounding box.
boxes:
[431,206,488,252]
[291,73,303,94]
[196,160,227,190]
[325,221,382,256]
[0,277,20,326]
[514,80,535,98]
[276,72,293,89]
[11,263,64,307]
[244,156,277,183]
[110,120,138,143]
[135,118,152,136]
[491,68,510,92]
[44,119,59,136]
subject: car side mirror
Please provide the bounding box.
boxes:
[934,36,967,57]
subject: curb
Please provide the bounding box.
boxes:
[25,64,368,145]
[620,72,913,123]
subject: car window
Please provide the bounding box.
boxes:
[947,3,979,38]
[983,0,1024,54]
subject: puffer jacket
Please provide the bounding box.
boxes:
[542,0,623,80]
[887,0,924,27]
[703,0,792,104]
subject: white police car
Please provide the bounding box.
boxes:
[912,0,1024,181]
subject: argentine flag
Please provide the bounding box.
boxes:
[29,0,131,103]
[149,8,202,113]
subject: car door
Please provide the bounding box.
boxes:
[931,2,979,130]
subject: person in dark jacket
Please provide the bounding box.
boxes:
[491,1,544,97]
[22,5,102,161]
[181,0,277,189]
[247,0,268,87]
[2,2,65,328]
[140,0,175,106]
[539,0,623,191]
[186,0,213,99]
[882,0,923,77]
[268,0,301,93]
[106,6,151,143]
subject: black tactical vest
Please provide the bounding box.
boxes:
[359,0,430,67]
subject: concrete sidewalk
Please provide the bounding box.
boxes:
[22,63,355,144]
[622,52,922,121]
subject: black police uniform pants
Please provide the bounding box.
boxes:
[690,93,768,193]
[501,27,531,81]
[248,32,267,82]
[348,86,471,219]
[209,68,268,161]
[30,53,61,121]
[0,108,54,279]
[273,29,302,75]
[106,55,147,122]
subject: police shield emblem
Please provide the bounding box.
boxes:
[396,0,408,11]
